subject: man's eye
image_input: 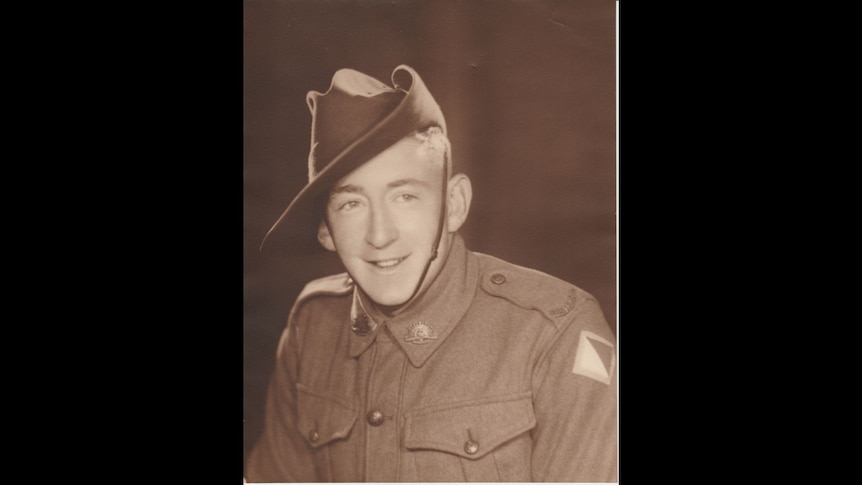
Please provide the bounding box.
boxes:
[338,200,361,211]
[396,194,417,202]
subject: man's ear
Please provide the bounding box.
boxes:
[446,173,472,233]
[317,220,337,252]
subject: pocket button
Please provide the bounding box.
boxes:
[464,439,479,455]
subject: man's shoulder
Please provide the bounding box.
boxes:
[294,272,353,306]
[472,252,598,329]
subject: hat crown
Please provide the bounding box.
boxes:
[306,69,406,180]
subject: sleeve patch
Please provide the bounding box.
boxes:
[571,330,615,385]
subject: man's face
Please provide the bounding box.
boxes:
[323,136,448,308]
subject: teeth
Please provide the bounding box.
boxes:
[375,258,403,268]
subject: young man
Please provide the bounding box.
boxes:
[246,65,617,482]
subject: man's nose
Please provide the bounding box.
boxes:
[365,206,398,249]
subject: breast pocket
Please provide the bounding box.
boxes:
[296,383,358,449]
[403,391,536,482]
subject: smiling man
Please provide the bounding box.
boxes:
[246,65,617,482]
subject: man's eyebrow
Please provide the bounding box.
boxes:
[330,184,364,196]
[387,178,430,189]
[330,178,430,196]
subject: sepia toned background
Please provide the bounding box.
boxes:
[243,0,616,467]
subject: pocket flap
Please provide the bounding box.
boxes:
[403,391,536,460]
[296,383,358,448]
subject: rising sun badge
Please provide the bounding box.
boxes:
[404,321,438,344]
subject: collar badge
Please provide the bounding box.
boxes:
[404,321,438,345]
[352,313,373,336]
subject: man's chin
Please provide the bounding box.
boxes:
[368,294,410,309]
[355,272,425,312]
[359,286,412,313]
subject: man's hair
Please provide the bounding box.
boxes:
[412,126,452,174]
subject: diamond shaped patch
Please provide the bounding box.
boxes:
[571,330,615,385]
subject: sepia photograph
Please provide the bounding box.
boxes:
[243,0,617,482]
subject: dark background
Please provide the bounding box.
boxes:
[243,0,616,468]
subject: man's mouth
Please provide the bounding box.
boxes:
[370,256,408,268]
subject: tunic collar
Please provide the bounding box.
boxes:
[347,234,478,367]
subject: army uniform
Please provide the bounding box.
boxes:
[246,235,617,482]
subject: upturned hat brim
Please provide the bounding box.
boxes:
[259,65,446,255]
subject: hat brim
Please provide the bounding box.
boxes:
[258,65,446,256]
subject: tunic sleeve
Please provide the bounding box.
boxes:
[245,307,318,482]
[530,294,617,482]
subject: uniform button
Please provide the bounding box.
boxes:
[367,410,385,426]
[308,429,319,443]
[490,273,506,284]
[464,439,479,454]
